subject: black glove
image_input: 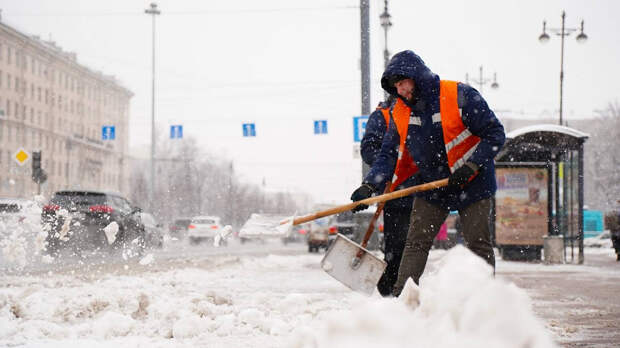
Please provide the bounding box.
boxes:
[448,162,479,190]
[350,183,376,213]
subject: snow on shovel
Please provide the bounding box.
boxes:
[277,178,449,295]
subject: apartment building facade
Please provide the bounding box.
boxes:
[0,19,133,199]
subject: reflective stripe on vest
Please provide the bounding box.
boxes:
[389,80,481,177]
[389,99,419,189]
[439,80,480,173]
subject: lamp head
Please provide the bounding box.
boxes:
[539,21,550,44]
[576,20,587,43]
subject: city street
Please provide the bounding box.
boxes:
[0,1,619,347]
[1,237,618,347]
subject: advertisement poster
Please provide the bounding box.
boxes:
[495,167,548,246]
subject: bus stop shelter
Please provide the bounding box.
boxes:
[494,124,588,263]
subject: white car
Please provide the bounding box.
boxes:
[187,216,223,245]
[584,231,612,248]
[238,213,289,243]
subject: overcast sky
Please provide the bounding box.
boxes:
[1,0,618,204]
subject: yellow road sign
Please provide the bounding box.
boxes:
[14,148,30,166]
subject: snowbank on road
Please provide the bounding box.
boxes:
[0,247,555,348]
[306,246,555,348]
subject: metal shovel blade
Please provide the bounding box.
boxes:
[320,234,386,295]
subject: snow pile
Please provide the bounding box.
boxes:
[213,225,233,247]
[308,246,555,348]
[0,199,47,269]
[0,247,556,347]
[103,222,119,245]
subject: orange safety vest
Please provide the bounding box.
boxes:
[439,80,481,173]
[380,105,419,190]
[389,80,481,183]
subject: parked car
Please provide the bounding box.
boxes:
[140,212,164,249]
[307,217,337,253]
[584,230,612,248]
[42,191,145,256]
[281,224,308,244]
[187,216,224,245]
[238,213,290,244]
[169,217,192,238]
[0,198,38,226]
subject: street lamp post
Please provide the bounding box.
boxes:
[145,3,160,207]
[465,65,499,95]
[538,11,588,126]
[379,0,392,70]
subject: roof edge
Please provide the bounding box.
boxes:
[506,124,589,140]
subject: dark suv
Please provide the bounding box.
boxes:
[42,191,145,256]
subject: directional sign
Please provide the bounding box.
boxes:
[353,116,369,142]
[13,148,30,166]
[314,120,328,134]
[170,125,183,139]
[102,126,116,140]
[242,123,256,137]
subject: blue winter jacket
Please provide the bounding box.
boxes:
[364,50,505,211]
[361,102,417,210]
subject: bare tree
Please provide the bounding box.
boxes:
[585,101,620,212]
[128,133,307,228]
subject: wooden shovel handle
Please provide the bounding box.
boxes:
[358,185,391,253]
[291,178,449,226]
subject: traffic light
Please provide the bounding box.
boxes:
[31,151,47,184]
[32,151,41,171]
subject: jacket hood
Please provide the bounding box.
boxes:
[381,50,439,99]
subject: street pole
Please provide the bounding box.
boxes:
[538,11,588,126]
[559,11,566,126]
[360,0,370,179]
[380,0,392,70]
[478,66,484,94]
[360,0,370,116]
[379,0,392,99]
[145,3,160,207]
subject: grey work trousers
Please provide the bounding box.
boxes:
[392,197,495,296]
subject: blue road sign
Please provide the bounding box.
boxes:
[102,126,116,140]
[353,116,368,142]
[313,120,328,134]
[242,123,256,137]
[170,125,183,139]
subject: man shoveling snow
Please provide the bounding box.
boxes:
[351,50,505,296]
